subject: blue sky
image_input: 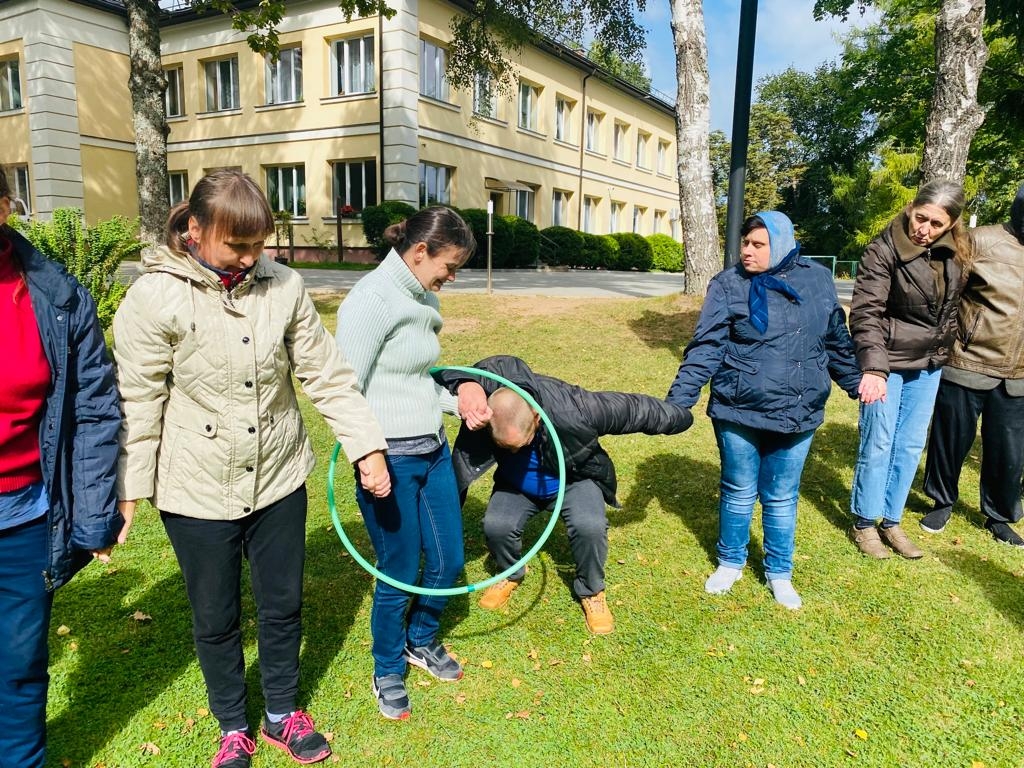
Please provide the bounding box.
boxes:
[638,0,878,135]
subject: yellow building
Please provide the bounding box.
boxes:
[1,0,682,248]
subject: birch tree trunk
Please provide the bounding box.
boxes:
[124,0,169,255]
[670,0,720,295]
[921,0,988,185]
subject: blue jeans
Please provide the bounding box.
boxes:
[713,421,815,580]
[0,515,54,768]
[354,443,464,678]
[851,368,942,524]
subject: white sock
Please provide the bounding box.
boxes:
[705,565,743,594]
[769,578,802,610]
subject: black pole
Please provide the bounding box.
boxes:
[724,0,759,269]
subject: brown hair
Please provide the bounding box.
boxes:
[908,179,972,266]
[384,206,476,265]
[165,169,275,254]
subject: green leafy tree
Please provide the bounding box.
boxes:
[15,208,140,329]
[586,40,651,91]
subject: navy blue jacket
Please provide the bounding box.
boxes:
[11,228,121,590]
[667,257,860,433]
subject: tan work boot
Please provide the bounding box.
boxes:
[581,590,614,635]
[478,578,520,610]
[851,525,892,559]
[879,524,924,559]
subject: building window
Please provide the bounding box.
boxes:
[585,111,600,152]
[205,57,240,111]
[636,132,649,168]
[613,122,628,161]
[657,140,670,174]
[334,35,375,95]
[473,72,496,119]
[332,159,377,213]
[610,201,624,232]
[555,97,572,142]
[266,46,302,104]
[420,39,448,101]
[518,81,539,131]
[552,190,570,227]
[165,66,185,117]
[632,205,646,234]
[0,59,22,112]
[3,165,30,213]
[583,196,598,234]
[419,162,451,207]
[513,187,535,222]
[168,171,189,206]
[266,165,306,217]
[654,209,666,234]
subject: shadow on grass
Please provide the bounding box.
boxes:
[940,550,1024,631]
[801,421,860,531]
[627,306,701,358]
[621,452,722,566]
[48,566,196,765]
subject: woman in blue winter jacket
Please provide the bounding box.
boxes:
[0,168,123,767]
[667,211,860,609]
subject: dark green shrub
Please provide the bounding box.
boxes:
[360,201,416,257]
[646,233,684,272]
[539,226,584,267]
[16,208,140,329]
[609,232,654,271]
[460,208,514,268]
[502,215,540,268]
[581,232,619,269]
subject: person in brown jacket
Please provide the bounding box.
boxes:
[848,180,969,559]
[921,183,1024,546]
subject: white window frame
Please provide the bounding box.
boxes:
[632,205,645,234]
[513,187,535,222]
[266,46,302,105]
[636,132,649,169]
[654,209,666,234]
[420,39,448,101]
[332,159,378,213]
[168,171,189,206]
[164,66,185,117]
[518,81,539,131]
[0,59,22,112]
[419,162,451,207]
[610,201,623,233]
[583,196,598,234]
[3,165,31,214]
[473,72,496,119]
[555,97,571,142]
[657,141,670,174]
[613,122,628,161]
[205,57,240,112]
[585,111,600,152]
[266,164,306,217]
[333,35,375,96]
[552,190,570,227]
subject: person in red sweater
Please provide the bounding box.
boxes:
[0,168,123,768]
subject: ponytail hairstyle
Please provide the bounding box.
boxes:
[384,206,476,265]
[165,169,275,255]
[908,179,971,266]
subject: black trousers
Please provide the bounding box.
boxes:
[162,486,307,732]
[923,379,1024,524]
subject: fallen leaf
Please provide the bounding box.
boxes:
[513,710,530,719]
[738,731,748,742]
[481,660,493,669]
[511,678,522,688]
[548,658,564,667]
[197,708,209,718]
[854,728,868,741]
[69,641,78,651]
[581,653,592,663]
[153,721,166,730]
[971,761,986,768]
[949,593,960,604]
[416,680,431,687]
[455,693,467,704]
[132,610,152,622]
[56,625,71,636]
[797,675,806,686]
[324,732,334,743]
[527,649,539,660]
[965,679,976,688]
[616,558,626,564]
[139,742,160,755]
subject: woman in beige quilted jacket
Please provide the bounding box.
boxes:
[113,170,390,768]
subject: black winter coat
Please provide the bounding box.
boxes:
[435,355,693,507]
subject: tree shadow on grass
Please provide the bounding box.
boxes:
[800,421,860,532]
[626,305,702,358]
[621,452,723,566]
[48,565,196,766]
[939,550,1024,632]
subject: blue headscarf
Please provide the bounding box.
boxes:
[746,210,802,333]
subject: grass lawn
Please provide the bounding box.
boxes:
[49,293,1024,767]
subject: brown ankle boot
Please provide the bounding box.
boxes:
[851,525,891,559]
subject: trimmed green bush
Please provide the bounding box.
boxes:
[360,201,416,257]
[539,226,584,267]
[646,233,684,272]
[16,208,140,329]
[581,232,619,269]
[609,232,654,271]
[459,208,513,268]
[502,215,540,268]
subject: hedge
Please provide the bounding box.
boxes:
[646,233,684,272]
[608,232,653,271]
[360,201,417,257]
[538,226,584,267]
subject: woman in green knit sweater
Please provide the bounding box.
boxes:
[336,207,478,720]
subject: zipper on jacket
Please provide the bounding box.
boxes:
[962,312,982,350]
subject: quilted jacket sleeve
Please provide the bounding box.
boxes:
[666,274,732,408]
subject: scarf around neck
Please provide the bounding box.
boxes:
[747,248,802,333]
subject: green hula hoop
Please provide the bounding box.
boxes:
[327,365,566,596]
